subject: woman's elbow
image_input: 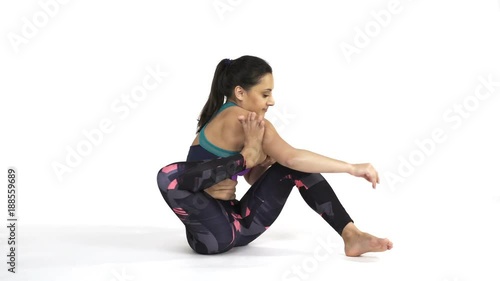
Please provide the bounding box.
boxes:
[279,149,298,169]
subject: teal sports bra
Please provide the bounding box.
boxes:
[199,101,240,157]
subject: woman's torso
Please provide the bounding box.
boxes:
[187,101,245,162]
[187,101,251,181]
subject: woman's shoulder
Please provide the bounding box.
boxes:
[217,107,246,137]
[226,104,248,114]
[202,105,248,152]
[217,105,248,125]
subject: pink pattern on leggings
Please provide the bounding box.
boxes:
[167,179,178,190]
[162,164,178,174]
[295,179,308,190]
[173,208,187,216]
[232,213,242,232]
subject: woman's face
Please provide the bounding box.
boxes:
[237,73,275,117]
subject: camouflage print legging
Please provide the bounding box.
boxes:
[157,154,353,254]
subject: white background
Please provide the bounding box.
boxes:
[1,0,499,280]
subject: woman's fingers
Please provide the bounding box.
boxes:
[364,173,376,189]
[361,167,378,188]
[370,170,378,189]
[239,112,263,125]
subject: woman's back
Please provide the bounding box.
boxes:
[191,102,248,158]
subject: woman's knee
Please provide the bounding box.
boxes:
[186,228,235,255]
[157,163,180,192]
[189,243,233,255]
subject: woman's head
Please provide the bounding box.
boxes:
[197,55,274,133]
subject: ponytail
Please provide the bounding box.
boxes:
[197,59,231,133]
[196,56,272,133]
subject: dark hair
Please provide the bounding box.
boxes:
[196,55,272,133]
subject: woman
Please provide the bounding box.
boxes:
[157,55,393,256]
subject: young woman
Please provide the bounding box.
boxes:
[157,55,393,256]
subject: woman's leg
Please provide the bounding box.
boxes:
[234,163,353,246]
[157,155,246,254]
[158,154,246,193]
[234,163,393,256]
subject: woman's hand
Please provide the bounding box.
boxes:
[204,179,237,200]
[350,163,380,189]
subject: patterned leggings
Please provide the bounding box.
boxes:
[157,154,353,254]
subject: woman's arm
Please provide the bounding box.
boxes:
[261,120,379,188]
[261,120,352,173]
[286,149,354,174]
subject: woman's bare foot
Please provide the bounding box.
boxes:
[341,222,393,257]
[238,112,266,168]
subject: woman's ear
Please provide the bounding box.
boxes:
[234,86,246,101]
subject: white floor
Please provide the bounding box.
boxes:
[2,171,500,281]
[1,215,499,281]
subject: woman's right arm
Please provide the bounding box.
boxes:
[262,120,379,188]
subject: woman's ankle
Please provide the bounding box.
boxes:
[341,222,361,240]
[241,147,258,168]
